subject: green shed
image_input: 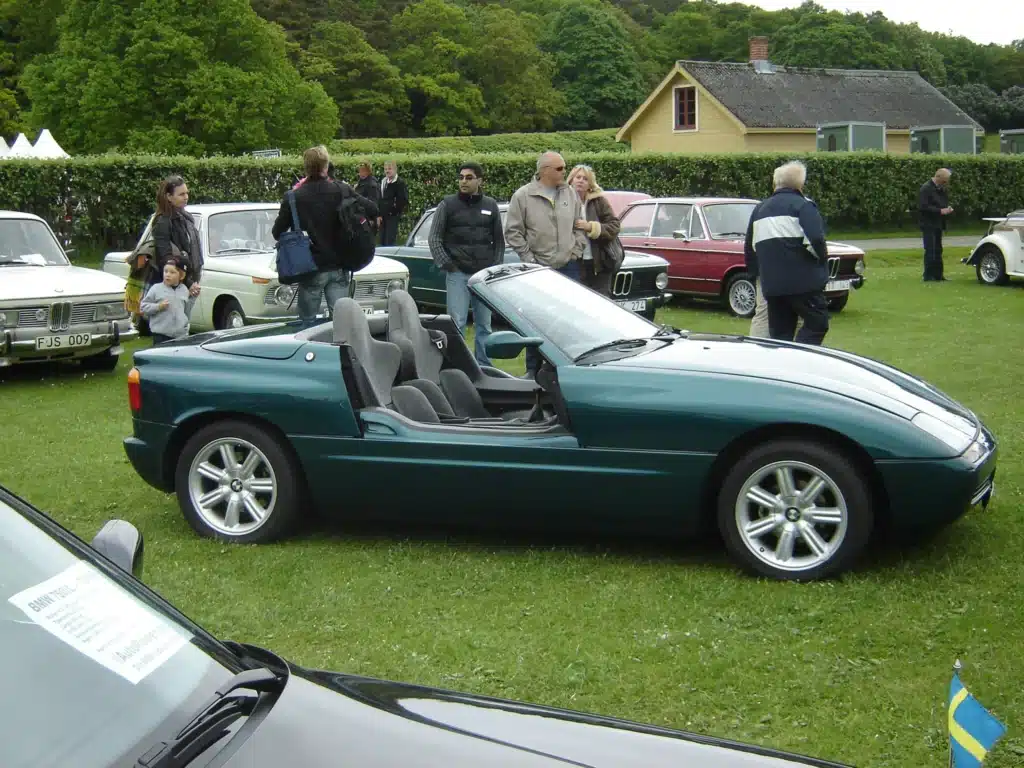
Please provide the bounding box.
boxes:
[1000,129,1024,154]
[910,125,977,154]
[816,122,886,152]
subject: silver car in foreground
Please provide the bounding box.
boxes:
[1,211,136,369]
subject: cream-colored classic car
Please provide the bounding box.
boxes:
[103,202,410,331]
[962,209,1024,285]
[1,211,136,369]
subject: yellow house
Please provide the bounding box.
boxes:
[617,38,982,154]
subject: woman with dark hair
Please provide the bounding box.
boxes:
[151,175,202,302]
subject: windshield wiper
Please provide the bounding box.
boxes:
[135,667,283,768]
[214,247,271,255]
[574,337,653,361]
[0,258,45,266]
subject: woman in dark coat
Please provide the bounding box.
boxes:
[150,175,203,301]
[568,165,623,297]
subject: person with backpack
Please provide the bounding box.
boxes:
[272,146,378,327]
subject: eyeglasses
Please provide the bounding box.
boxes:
[549,166,565,172]
[458,174,477,180]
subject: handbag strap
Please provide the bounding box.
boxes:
[287,190,302,232]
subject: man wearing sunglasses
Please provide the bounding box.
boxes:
[428,162,504,367]
[504,151,587,377]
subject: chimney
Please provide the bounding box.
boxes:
[749,36,769,62]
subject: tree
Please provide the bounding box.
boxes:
[0,0,63,136]
[302,21,410,137]
[541,0,647,130]
[20,0,338,155]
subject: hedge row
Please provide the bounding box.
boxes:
[328,129,626,156]
[1,151,1022,250]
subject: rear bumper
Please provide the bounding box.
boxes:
[1,321,138,366]
[124,419,176,493]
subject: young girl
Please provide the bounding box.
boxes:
[139,258,194,344]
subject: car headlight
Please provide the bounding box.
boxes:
[655,271,669,290]
[0,310,18,328]
[265,284,296,307]
[962,440,988,466]
[97,302,129,320]
[854,259,866,275]
[386,278,406,296]
[911,411,975,454]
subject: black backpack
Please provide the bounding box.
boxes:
[337,189,377,273]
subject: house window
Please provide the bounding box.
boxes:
[674,86,697,131]
[827,134,837,151]
[921,136,931,153]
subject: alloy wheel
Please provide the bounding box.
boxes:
[729,279,756,316]
[188,437,278,536]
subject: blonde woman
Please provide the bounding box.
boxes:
[567,165,624,297]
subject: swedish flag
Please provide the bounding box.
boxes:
[949,672,1007,767]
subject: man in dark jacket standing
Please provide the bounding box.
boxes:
[744,160,830,346]
[428,161,504,367]
[378,160,409,246]
[918,168,953,281]
[355,161,380,206]
[272,145,378,327]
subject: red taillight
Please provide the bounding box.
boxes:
[127,367,141,411]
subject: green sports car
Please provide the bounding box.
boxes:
[122,263,996,581]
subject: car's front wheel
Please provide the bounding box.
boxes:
[827,292,849,313]
[174,420,303,544]
[217,298,246,330]
[81,349,120,372]
[975,245,1009,286]
[724,272,757,318]
[716,439,874,581]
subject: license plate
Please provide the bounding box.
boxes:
[616,299,647,312]
[826,279,853,291]
[362,307,386,315]
[36,333,91,350]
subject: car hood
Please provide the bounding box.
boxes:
[601,334,975,427]
[0,265,126,302]
[220,665,846,767]
[201,252,410,280]
[621,250,669,269]
[825,241,865,257]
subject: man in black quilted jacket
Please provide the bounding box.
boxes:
[918,168,953,281]
[743,160,830,346]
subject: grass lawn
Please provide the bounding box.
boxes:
[4,246,1024,766]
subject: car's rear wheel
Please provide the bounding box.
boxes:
[716,439,874,581]
[975,245,1009,285]
[174,420,303,544]
[827,292,849,313]
[724,273,757,318]
[217,298,246,330]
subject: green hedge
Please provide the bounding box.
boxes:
[1,151,1021,250]
[328,129,626,156]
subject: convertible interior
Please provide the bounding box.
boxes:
[302,292,570,434]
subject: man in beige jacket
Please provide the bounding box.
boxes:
[504,151,588,377]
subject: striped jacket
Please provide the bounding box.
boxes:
[743,188,829,298]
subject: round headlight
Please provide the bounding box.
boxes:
[855,259,866,275]
[275,284,296,306]
[386,279,406,296]
[655,271,669,290]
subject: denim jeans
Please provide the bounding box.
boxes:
[297,269,350,326]
[446,269,492,367]
[525,259,581,376]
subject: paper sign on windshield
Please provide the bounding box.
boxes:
[8,561,191,684]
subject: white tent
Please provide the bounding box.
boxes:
[0,137,8,157]
[32,129,70,159]
[7,133,35,158]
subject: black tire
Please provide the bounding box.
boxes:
[974,245,1009,286]
[81,350,120,372]
[716,439,874,581]
[216,298,246,330]
[827,292,850,313]
[642,306,657,321]
[174,419,303,544]
[724,272,757,318]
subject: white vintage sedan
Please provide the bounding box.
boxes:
[1,211,136,370]
[962,209,1024,285]
[103,202,410,331]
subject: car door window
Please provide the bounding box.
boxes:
[619,205,655,237]
[410,212,435,247]
[688,207,707,240]
[651,204,693,239]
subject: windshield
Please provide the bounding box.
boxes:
[208,210,277,255]
[1,497,240,767]
[485,268,659,360]
[702,203,757,239]
[0,218,70,266]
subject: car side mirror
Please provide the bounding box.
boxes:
[91,520,145,578]
[672,230,689,241]
[485,330,545,359]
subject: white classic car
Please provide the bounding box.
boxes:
[102,202,411,331]
[962,210,1024,286]
[1,211,136,370]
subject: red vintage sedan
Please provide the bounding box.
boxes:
[617,197,866,318]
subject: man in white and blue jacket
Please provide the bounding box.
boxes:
[743,160,830,346]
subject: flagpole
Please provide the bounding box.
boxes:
[950,658,962,768]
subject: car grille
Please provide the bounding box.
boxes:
[353,279,391,301]
[833,257,860,277]
[15,303,97,329]
[612,269,659,297]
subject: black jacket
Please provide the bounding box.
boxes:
[918,179,949,231]
[355,175,380,206]
[272,178,378,271]
[152,209,202,287]
[427,193,504,274]
[380,176,409,219]
[744,188,829,298]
